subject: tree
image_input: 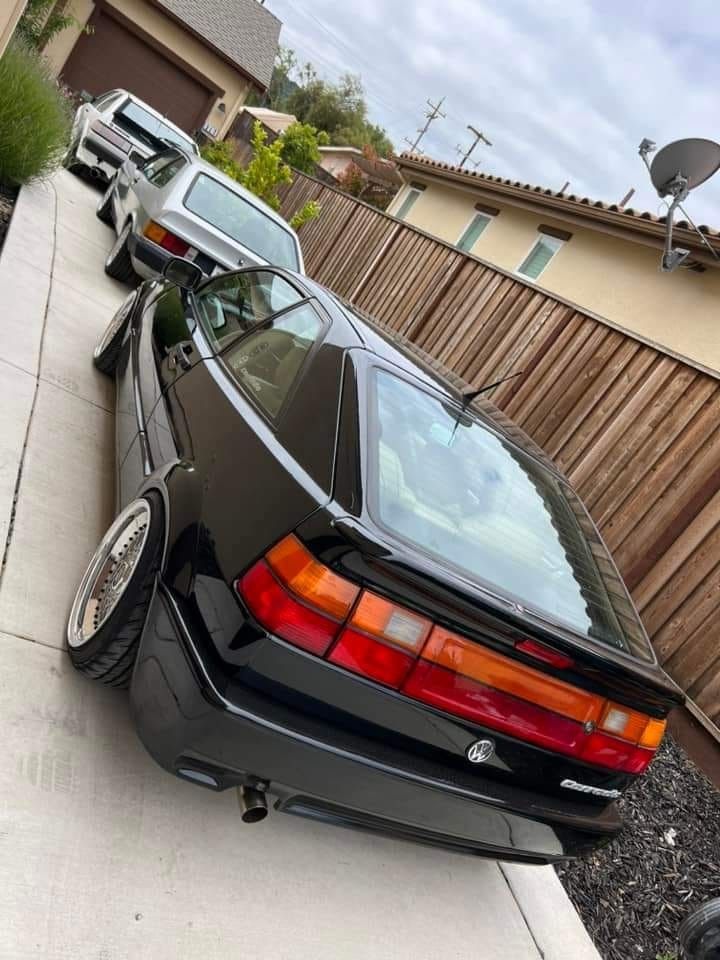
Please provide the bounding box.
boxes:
[279,121,329,174]
[201,121,320,233]
[266,54,394,158]
[239,121,292,211]
[15,0,84,50]
[336,162,364,198]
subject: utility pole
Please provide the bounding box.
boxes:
[456,125,492,168]
[403,97,446,153]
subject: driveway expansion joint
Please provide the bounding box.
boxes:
[498,863,546,959]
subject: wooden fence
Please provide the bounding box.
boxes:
[280,172,720,731]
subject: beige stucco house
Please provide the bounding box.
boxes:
[388,153,720,373]
[43,0,281,138]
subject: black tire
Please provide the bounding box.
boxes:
[93,292,136,375]
[62,144,81,173]
[680,898,720,959]
[105,221,138,285]
[96,180,115,225]
[67,491,164,688]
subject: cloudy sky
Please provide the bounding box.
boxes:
[266,0,720,228]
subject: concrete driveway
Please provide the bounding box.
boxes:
[0,170,600,960]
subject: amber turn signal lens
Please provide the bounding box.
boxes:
[144,220,167,244]
[639,717,666,749]
[265,534,360,621]
[350,592,432,652]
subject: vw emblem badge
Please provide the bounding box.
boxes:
[466,739,495,764]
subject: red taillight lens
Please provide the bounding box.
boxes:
[579,730,635,770]
[402,660,585,756]
[623,746,655,775]
[515,638,574,670]
[237,560,339,655]
[329,628,415,688]
[144,221,190,257]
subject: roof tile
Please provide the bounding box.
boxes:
[396,151,720,241]
[155,0,281,88]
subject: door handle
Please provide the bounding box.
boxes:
[167,341,193,371]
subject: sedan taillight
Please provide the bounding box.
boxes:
[235,534,667,774]
[90,120,131,153]
[144,221,190,257]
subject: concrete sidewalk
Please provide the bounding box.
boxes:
[0,170,602,960]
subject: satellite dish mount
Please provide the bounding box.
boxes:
[638,137,720,272]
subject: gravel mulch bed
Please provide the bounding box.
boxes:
[557,736,720,960]
[0,184,17,254]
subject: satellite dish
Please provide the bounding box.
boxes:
[638,136,720,272]
[650,138,720,196]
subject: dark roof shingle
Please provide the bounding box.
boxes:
[154,0,281,89]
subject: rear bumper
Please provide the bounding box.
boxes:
[127,233,171,280]
[75,135,125,180]
[130,584,621,863]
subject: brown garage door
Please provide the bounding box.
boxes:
[61,6,216,132]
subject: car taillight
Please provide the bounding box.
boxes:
[234,535,667,775]
[144,221,190,257]
[329,628,415,688]
[238,560,339,655]
[90,120,131,152]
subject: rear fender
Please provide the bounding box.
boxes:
[135,460,204,596]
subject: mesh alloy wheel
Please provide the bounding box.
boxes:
[68,499,151,649]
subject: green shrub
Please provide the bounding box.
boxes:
[0,41,73,186]
[200,138,243,180]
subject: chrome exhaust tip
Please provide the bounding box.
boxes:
[237,785,268,824]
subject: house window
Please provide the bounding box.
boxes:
[395,182,425,220]
[517,234,564,280]
[457,212,492,252]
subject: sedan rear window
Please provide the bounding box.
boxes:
[369,369,653,661]
[112,101,195,153]
[184,174,300,271]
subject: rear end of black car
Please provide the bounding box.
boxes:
[131,315,682,862]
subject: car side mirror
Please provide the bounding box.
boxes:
[162,257,203,291]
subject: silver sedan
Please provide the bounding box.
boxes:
[98,148,304,284]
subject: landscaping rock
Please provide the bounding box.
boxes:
[557,736,720,960]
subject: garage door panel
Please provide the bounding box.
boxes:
[61,9,213,132]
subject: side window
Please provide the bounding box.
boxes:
[517,231,567,280]
[151,156,186,187]
[394,181,425,221]
[194,270,302,351]
[141,150,180,182]
[223,302,323,420]
[457,212,492,252]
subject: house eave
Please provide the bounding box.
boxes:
[395,154,720,268]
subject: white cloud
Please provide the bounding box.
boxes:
[266,0,720,226]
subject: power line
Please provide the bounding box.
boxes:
[403,97,446,153]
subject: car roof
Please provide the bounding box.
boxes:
[285,272,561,476]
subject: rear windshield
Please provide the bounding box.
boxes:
[184,174,300,271]
[113,100,196,153]
[369,368,653,661]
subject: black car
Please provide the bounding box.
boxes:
[68,258,683,862]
